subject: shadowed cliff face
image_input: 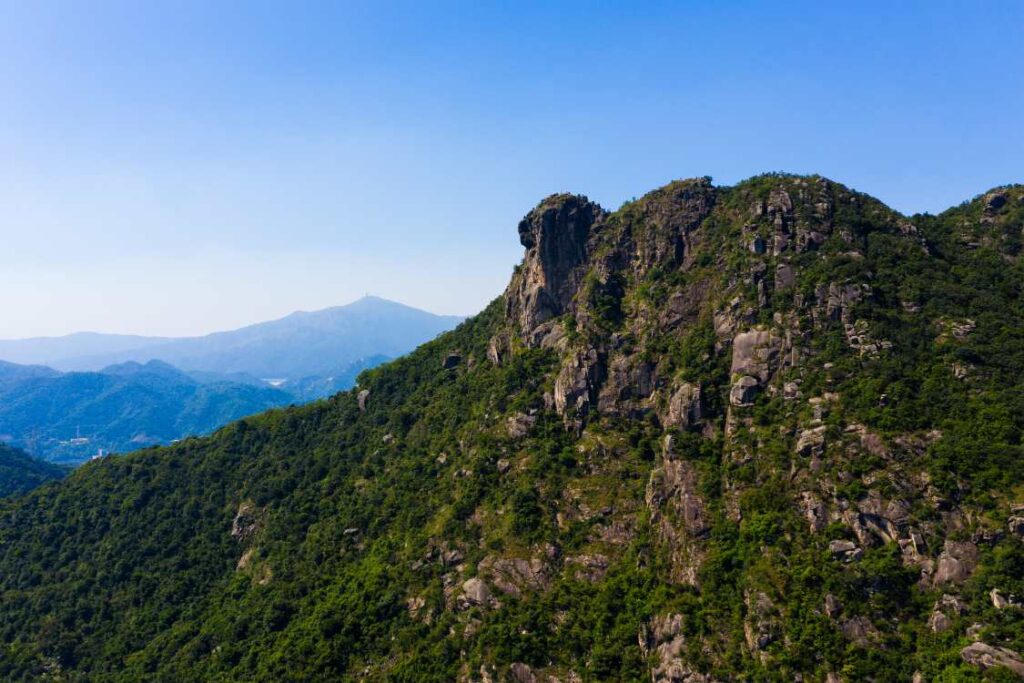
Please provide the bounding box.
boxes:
[0,175,1023,683]
[505,193,606,339]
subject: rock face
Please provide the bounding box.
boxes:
[824,593,842,619]
[960,642,1024,676]
[632,178,717,271]
[933,540,979,585]
[928,594,965,633]
[729,376,760,407]
[647,441,709,585]
[664,383,703,428]
[553,348,604,418]
[730,329,780,382]
[459,577,491,609]
[795,425,826,457]
[828,539,863,562]
[506,412,536,439]
[4,176,1024,681]
[641,613,716,683]
[230,502,261,542]
[505,194,605,340]
[727,329,780,408]
[743,591,780,655]
[1008,515,1024,536]
[478,555,548,598]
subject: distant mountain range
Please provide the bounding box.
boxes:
[0,359,294,464]
[0,332,173,368]
[0,296,463,381]
[0,297,464,464]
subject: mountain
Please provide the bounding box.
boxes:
[0,176,1022,681]
[0,443,66,497]
[273,354,392,402]
[0,297,464,385]
[0,332,172,368]
[0,360,60,386]
[0,360,295,464]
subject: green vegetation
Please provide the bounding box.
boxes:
[0,360,295,464]
[0,444,66,497]
[0,177,1022,681]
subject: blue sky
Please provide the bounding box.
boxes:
[1,1,1021,338]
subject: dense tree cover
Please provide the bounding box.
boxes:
[0,177,1021,681]
[0,444,66,498]
[0,360,295,464]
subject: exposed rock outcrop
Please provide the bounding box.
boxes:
[631,178,717,273]
[640,613,716,683]
[231,501,262,542]
[553,348,605,419]
[729,376,760,407]
[960,642,1024,676]
[727,329,781,408]
[928,594,966,633]
[505,194,605,342]
[459,577,492,609]
[478,555,548,598]
[664,383,703,429]
[828,539,863,562]
[743,591,780,656]
[647,442,709,585]
[933,540,979,585]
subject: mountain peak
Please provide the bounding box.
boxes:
[2,174,1024,680]
[100,359,187,378]
[494,173,939,423]
[506,193,605,337]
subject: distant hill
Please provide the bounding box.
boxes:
[0,298,462,464]
[0,332,171,367]
[0,297,464,382]
[273,354,392,402]
[0,360,294,464]
[0,359,60,385]
[0,443,66,497]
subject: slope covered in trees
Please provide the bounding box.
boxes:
[0,175,1022,681]
[0,360,295,464]
[0,444,66,498]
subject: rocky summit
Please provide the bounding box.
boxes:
[1,174,1023,681]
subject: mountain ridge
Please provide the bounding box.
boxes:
[0,444,66,497]
[0,174,1022,681]
[0,296,464,380]
[0,359,296,464]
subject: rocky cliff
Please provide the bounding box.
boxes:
[0,175,1022,682]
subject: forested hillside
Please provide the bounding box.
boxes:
[0,360,294,464]
[0,175,1022,681]
[0,444,66,497]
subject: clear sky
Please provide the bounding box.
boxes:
[1,1,1021,338]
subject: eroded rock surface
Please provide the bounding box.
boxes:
[506,194,605,340]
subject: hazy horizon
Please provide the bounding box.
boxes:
[3,1,1021,338]
[0,294,466,342]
